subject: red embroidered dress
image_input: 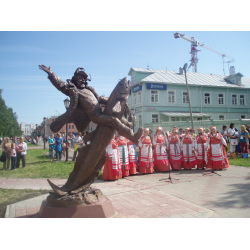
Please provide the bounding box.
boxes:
[116,136,130,177]
[195,134,208,169]
[153,134,169,171]
[138,135,154,174]
[181,135,197,169]
[127,140,137,175]
[167,135,182,170]
[205,133,229,170]
[102,139,122,180]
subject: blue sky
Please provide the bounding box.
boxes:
[0,31,249,125]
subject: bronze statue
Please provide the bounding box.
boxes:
[39,65,143,200]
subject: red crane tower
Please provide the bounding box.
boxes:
[174,32,234,74]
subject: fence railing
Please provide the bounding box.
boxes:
[141,119,250,132]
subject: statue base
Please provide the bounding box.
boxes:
[38,188,116,218]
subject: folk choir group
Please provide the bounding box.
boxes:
[102,126,229,181]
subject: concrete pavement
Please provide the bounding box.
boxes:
[2,165,250,218]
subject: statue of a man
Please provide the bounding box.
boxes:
[39,65,141,143]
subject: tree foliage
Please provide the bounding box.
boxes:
[0,89,23,137]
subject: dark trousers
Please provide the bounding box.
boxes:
[72,148,81,161]
[17,153,26,168]
[11,156,16,170]
[240,142,248,154]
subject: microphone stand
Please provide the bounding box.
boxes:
[159,140,179,183]
[203,134,221,177]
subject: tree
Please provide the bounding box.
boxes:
[0,89,23,137]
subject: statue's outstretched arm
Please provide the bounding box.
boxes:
[39,65,69,96]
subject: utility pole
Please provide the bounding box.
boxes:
[183,63,194,130]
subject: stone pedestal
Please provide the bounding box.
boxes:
[39,196,116,218]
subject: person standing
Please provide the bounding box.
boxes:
[180,128,197,170]
[116,133,130,177]
[54,133,63,162]
[221,125,228,143]
[153,126,169,172]
[11,142,17,170]
[195,128,208,169]
[48,134,55,162]
[16,137,27,168]
[205,126,229,170]
[72,132,83,161]
[138,128,154,174]
[190,129,196,140]
[102,134,122,180]
[238,125,249,155]
[127,139,138,175]
[227,123,237,159]
[2,137,11,170]
[167,128,182,171]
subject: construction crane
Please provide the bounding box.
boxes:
[174,32,234,74]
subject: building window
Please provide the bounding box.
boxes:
[133,93,137,105]
[137,91,141,103]
[232,94,237,105]
[241,115,246,119]
[197,118,202,121]
[168,91,175,103]
[72,125,74,129]
[69,125,71,129]
[138,115,142,127]
[171,117,176,122]
[219,115,225,120]
[204,93,211,105]
[218,94,224,105]
[151,90,159,103]
[240,95,245,105]
[152,114,159,123]
[134,76,137,84]
[183,92,189,104]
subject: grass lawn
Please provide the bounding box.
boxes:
[228,157,250,167]
[26,141,39,147]
[0,148,103,179]
[0,189,50,218]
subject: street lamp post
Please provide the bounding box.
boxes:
[64,98,70,161]
[183,63,194,130]
[43,117,46,149]
[131,108,136,132]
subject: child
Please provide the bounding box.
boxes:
[11,143,17,170]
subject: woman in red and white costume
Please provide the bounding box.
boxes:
[167,128,182,171]
[138,128,154,174]
[195,127,208,169]
[127,139,137,175]
[153,126,169,172]
[116,133,130,177]
[102,134,122,181]
[180,128,197,170]
[205,126,229,170]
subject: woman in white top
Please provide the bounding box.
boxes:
[227,123,237,158]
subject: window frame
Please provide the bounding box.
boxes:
[137,91,142,104]
[152,114,159,123]
[218,93,225,105]
[239,94,245,106]
[150,90,159,103]
[240,115,246,119]
[182,91,189,104]
[133,93,137,105]
[232,93,238,105]
[219,114,225,120]
[167,90,176,104]
[204,92,212,105]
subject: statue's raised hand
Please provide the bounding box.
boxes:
[39,65,52,74]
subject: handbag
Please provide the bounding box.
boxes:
[230,139,238,146]
[0,152,6,162]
